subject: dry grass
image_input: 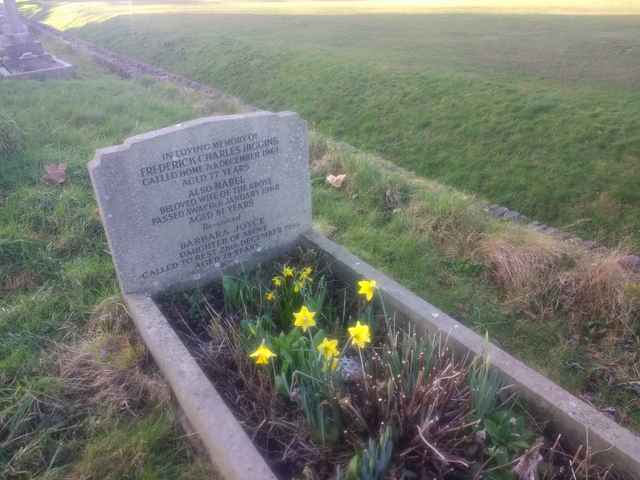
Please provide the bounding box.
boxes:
[561,252,640,337]
[480,229,573,317]
[481,228,640,339]
[56,297,171,415]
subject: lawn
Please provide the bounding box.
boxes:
[30,1,640,249]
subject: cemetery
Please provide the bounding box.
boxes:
[1,1,640,479]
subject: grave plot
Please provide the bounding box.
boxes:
[0,0,72,79]
[89,111,640,479]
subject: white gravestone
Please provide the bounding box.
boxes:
[89,112,311,295]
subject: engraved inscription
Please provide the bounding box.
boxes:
[90,112,310,295]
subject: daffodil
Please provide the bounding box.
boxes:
[283,265,295,278]
[317,337,339,360]
[293,305,316,332]
[348,321,372,349]
[250,340,276,365]
[272,276,283,287]
[357,279,377,302]
[265,291,275,302]
[293,280,304,293]
[299,266,313,282]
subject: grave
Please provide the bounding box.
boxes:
[89,112,640,479]
[0,0,72,79]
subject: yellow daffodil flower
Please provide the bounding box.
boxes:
[348,321,372,349]
[300,266,313,282]
[317,337,339,360]
[357,279,377,302]
[293,305,316,332]
[293,280,304,293]
[265,291,275,302]
[283,265,295,278]
[272,276,283,287]
[250,340,276,365]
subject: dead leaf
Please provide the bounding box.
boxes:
[42,163,67,185]
[512,437,544,480]
[326,174,346,189]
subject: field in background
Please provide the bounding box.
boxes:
[29,0,640,249]
[22,0,640,30]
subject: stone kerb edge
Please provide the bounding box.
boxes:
[124,292,278,480]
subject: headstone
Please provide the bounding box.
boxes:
[2,0,28,38]
[90,112,312,295]
[0,0,73,79]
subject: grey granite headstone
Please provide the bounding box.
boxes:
[89,112,311,295]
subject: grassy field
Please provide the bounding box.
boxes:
[30,1,640,250]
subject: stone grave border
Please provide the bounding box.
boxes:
[124,229,640,479]
[0,55,73,79]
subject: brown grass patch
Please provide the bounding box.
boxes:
[56,333,170,414]
[57,297,170,415]
[480,230,573,317]
[560,252,640,338]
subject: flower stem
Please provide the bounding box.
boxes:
[358,347,369,393]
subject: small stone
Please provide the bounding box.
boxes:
[339,356,363,382]
[492,207,509,217]
[502,211,521,221]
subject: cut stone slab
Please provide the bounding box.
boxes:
[90,112,311,295]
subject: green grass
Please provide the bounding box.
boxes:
[58,11,640,249]
[0,42,214,478]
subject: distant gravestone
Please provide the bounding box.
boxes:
[2,0,28,38]
[0,0,73,78]
[89,112,311,295]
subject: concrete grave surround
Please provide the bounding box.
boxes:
[90,112,311,295]
[122,231,640,480]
